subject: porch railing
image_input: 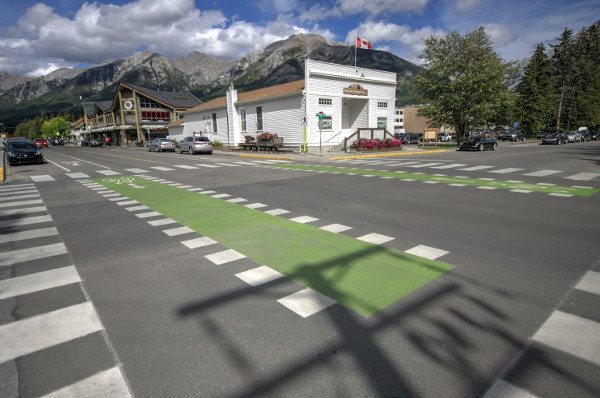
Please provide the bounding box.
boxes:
[343,128,394,151]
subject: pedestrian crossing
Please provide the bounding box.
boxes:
[0,183,131,397]
[337,159,600,181]
[483,268,600,398]
[22,158,600,186]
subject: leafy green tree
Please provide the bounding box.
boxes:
[516,43,554,135]
[41,117,70,138]
[411,27,516,143]
[14,114,47,139]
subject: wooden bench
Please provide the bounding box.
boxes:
[238,135,257,151]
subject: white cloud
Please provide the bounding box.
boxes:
[337,0,430,15]
[0,0,305,77]
[454,0,484,14]
[346,21,446,64]
[299,0,430,22]
[483,23,518,48]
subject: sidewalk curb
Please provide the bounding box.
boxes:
[330,149,448,160]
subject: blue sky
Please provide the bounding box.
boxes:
[1,0,598,77]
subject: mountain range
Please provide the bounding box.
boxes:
[0,34,421,128]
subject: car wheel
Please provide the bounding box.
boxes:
[492,143,497,150]
[147,146,151,151]
[478,144,483,151]
[189,147,194,155]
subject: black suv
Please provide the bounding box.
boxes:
[502,130,525,142]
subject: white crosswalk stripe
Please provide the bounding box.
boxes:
[0,302,103,363]
[483,268,600,397]
[0,185,130,396]
[523,169,561,177]
[565,172,600,181]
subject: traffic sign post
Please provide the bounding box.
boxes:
[316,112,326,155]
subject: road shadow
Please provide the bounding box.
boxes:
[175,244,546,397]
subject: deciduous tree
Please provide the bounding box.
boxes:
[411,27,516,143]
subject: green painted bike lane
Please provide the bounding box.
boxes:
[96,176,453,317]
[268,164,600,197]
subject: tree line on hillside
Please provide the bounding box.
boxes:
[411,24,600,142]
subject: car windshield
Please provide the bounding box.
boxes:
[9,141,36,149]
[159,139,171,142]
[195,137,210,142]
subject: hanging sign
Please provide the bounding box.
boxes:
[343,84,368,96]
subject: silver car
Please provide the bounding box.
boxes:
[178,136,213,154]
[564,131,578,143]
[148,138,175,152]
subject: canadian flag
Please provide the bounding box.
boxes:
[356,37,372,49]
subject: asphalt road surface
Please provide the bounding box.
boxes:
[1,141,599,397]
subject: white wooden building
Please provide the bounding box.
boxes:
[171,59,397,151]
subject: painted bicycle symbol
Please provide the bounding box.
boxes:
[62,161,81,166]
[101,177,146,189]
[102,177,137,184]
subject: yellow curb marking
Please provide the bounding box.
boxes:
[330,149,447,160]
[240,154,294,161]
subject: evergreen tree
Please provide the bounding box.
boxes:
[571,25,600,128]
[551,28,576,130]
[516,43,554,135]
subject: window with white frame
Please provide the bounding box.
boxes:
[256,106,263,131]
[240,108,247,132]
[319,98,332,106]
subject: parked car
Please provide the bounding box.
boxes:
[438,133,452,142]
[564,131,579,143]
[33,138,48,148]
[459,136,497,151]
[541,133,568,145]
[148,138,175,152]
[178,136,213,154]
[535,130,553,139]
[592,131,600,140]
[405,133,420,144]
[87,138,103,147]
[4,139,44,165]
[501,130,525,142]
[393,133,409,144]
[579,129,592,141]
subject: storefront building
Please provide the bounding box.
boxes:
[174,60,397,151]
[81,82,202,145]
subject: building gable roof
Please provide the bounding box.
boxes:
[117,82,202,109]
[187,79,305,113]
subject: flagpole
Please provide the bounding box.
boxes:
[354,34,357,68]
